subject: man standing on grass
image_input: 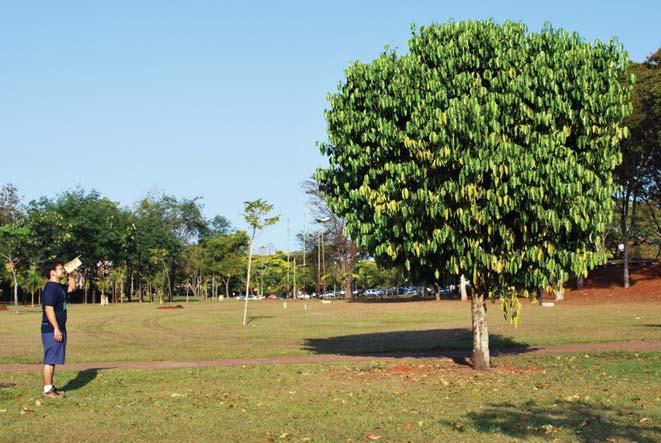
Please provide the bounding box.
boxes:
[40,261,76,398]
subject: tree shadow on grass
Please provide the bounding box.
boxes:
[442,400,660,442]
[61,368,101,392]
[303,328,533,360]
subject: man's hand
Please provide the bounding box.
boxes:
[67,272,78,293]
[54,329,63,342]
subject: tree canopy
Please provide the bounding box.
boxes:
[317,20,632,369]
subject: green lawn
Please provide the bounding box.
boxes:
[0,299,659,364]
[1,300,659,441]
[1,352,659,442]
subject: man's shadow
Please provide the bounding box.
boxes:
[61,368,102,392]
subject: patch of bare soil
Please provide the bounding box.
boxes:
[157,305,184,310]
[0,305,7,311]
[559,263,661,305]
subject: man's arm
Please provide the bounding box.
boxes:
[44,306,63,342]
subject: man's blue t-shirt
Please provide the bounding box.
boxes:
[41,281,67,333]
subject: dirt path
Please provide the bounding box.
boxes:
[1,340,659,372]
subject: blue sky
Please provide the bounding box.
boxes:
[1,1,659,250]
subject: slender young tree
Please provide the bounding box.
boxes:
[317,20,632,370]
[242,199,279,326]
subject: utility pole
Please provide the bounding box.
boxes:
[286,218,290,298]
[293,258,297,299]
[316,232,321,299]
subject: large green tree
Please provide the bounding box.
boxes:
[317,21,632,370]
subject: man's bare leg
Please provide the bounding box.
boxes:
[42,364,55,388]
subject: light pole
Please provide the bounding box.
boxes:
[315,217,330,297]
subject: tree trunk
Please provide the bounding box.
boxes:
[537,288,543,305]
[344,276,353,301]
[224,279,230,299]
[623,234,630,288]
[623,192,638,288]
[31,290,35,307]
[120,277,125,303]
[620,189,632,288]
[575,275,584,289]
[129,271,133,303]
[471,290,489,370]
[243,235,255,326]
[459,274,468,301]
[434,282,441,301]
[11,266,18,307]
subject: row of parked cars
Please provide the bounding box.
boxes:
[235,285,462,301]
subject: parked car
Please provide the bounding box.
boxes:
[235,295,260,300]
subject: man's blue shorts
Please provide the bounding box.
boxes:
[42,332,66,365]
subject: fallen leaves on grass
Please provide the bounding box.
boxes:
[20,407,35,415]
[580,417,595,427]
[639,417,653,426]
[539,424,557,434]
[366,434,383,440]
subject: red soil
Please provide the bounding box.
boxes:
[560,262,661,305]
[157,305,184,310]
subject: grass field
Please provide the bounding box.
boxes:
[1,299,659,442]
[1,352,659,442]
[0,299,659,364]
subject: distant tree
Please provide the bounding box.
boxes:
[21,266,43,307]
[204,231,249,299]
[304,179,359,299]
[242,199,279,326]
[614,48,661,286]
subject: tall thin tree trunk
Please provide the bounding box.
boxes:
[621,189,631,288]
[11,266,18,307]
[471,288,489,370]
[129,272,134,302]
[243,234,255,326]
[434,282,441,301]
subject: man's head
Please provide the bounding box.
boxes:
[41,261,65,280]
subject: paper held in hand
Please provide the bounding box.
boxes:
[63,257,82,273]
